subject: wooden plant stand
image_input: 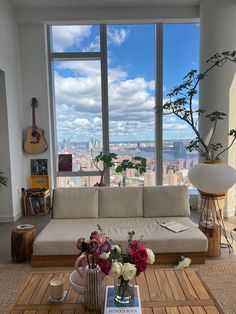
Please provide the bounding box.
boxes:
[199,224,221,257]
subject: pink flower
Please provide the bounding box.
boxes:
[133,249,148,262]
[136,260,147,272]
[90,231,105,245]
[99,260,111,275]
[130,240,145,257]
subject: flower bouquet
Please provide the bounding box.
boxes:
[75,225,155,307]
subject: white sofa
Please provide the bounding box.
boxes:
[32,186,208,266]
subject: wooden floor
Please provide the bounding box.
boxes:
[8,268,223,314]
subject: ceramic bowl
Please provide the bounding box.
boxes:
[69,270,85,295]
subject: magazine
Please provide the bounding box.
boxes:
[157,219,190,233]
[104,285,142,314]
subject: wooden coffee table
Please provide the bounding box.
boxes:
[8,268,223,313]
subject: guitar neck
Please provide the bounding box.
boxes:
[32,102,37,130]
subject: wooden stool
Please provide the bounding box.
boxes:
[199,224,221,257]
[11,226,35,262]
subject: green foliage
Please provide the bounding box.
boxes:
[115,156,147,175]
[0,171,8,188]
[162,50,236,161]
[93,152,118,186]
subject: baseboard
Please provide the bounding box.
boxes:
[0,211,22,222]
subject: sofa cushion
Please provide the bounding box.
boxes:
[53,187,98,219]
[98,187,143,218]
[143,185,190,217]
[33,217,208,255]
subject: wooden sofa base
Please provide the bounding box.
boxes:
[31,252,206,267]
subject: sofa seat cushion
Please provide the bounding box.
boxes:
[144,185,190,217]
[99,187,143,218]
[33,218,207,256]
[53,187,98,219]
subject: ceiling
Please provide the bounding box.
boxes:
[9,0,200,9]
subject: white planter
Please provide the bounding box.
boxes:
[188,161,236,194]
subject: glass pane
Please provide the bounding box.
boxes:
[53,60,103,180]
[163,23,200,187]
[107,24,155,186]
[57,176,101,187]
[51,25,100,52]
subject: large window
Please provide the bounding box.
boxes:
[49,23,199,187]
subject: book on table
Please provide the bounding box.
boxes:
[104,285,142,314]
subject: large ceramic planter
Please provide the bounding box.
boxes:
[188,161,236,194]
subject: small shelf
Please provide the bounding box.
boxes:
[22,192,51,216]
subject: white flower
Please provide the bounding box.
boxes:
[122,263,137,281]
[109,261,123,278]
[112,244,122,254]
[100,252,110,260]
[146,248,155,264]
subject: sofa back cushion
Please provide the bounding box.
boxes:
[143,185,190,217]
[53,187,98,219]
[98,187,143,218]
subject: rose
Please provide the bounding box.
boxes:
[100,251,110,260]
[90,231,105,245]
[133,249,148,262]
[129,240,145,257]
[146,248,155,264]
[109,261,123,278]
[122,263,137,281]
[136,260,147,272]
[112,244,122,254]
[99,260,111,275]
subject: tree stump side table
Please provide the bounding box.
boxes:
[11,226,36,262]
[199,224,221,257]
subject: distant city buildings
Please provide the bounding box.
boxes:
[57,138,198,188]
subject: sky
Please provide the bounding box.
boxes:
[52,24,200,143]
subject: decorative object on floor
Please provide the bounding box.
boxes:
[189,160,236,254]
[11,225,35,263]
[74,226,155,308]
[49,277,64,300]
[174,256,191,270]
[23,97,48,154]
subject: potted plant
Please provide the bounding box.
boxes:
[92,151,118,186]
[162,51,236,195]
[115,156,147,186]
[162,51,236,162]
[0,171,7,189]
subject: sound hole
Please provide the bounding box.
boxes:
[32,131,38,137]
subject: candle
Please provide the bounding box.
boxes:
[49,277,64,299]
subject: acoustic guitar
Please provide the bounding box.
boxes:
[23,97,48,154]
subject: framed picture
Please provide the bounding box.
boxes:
[31,159,48,175]
[58,154,72,172]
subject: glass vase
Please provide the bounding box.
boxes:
[84,264,102,313]
[114,276,134,306]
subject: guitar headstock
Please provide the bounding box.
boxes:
[31,97,38,108]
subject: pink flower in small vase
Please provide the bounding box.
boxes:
[133,249,148,262]
[129,240,145,257]
[90,231,105,245]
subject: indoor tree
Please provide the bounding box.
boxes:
[162,51,236,162]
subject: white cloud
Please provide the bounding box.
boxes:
[52,25,92,52]
[74,118,90,126]
[108,28,129,46]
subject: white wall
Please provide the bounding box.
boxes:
[0,0,24,222]
[19,24,53,187]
